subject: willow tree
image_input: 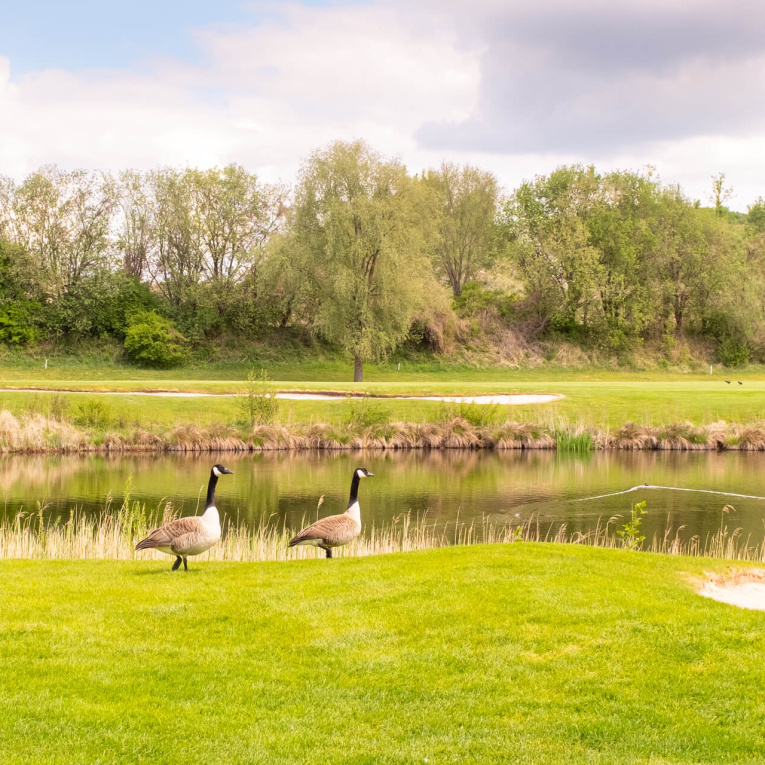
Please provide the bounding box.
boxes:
[290,141,433,381]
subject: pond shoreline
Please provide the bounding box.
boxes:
[2,409,765,453]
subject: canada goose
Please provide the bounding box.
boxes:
[288,467,374,558]
[738,381,743,385]
[725,380,731,384]
[135,464,233,571]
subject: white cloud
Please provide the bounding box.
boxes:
[0,3,481,184]
[0,1,764,208]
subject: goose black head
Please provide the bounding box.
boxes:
[355,467,374,478]
[212,464,234,477]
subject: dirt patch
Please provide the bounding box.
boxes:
[699,569,765,611]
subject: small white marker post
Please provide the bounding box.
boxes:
[710,364,713,375]
[397,362,400,371]
[44,359,48,370]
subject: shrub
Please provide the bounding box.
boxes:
[344,396,392,428]
[718,338,749,368]
[0,303,39,345]
[49,394,70,421]
[617,501,647,550]
[436,401,506,427]
[236,369,280,426]
[74,398,112,428]
[453,282,516,323]
[41,271,158,339]
[702,309,751,367]
[124,312,188,368]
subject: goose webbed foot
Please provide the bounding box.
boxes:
[172,556,182,571]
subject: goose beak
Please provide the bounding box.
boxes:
[367,472,374,477]
[223,468,234,475]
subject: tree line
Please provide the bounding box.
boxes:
[1,140,765,378]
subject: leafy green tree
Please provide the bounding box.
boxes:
[585,170,656,347]
[0,167,116,297]
[289,140,436,381]
[145,167,206,306]
[422,163,499,297]
[502,166,603,335]
[710,173,734,218]
[190,164,284,283]
[115,170,154,278]
[651,191,737,335]
[0,239,42,346]
[747,197,765,234]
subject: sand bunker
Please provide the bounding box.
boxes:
[2,389,562,405]
[404,394,562,405]
[699,571,765,611]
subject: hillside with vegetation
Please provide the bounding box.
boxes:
[2,141,765,379]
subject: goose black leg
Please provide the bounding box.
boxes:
[325,547,333,559]
[183,557,188,572]
[172,556,182,571]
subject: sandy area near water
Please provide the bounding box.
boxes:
[699,572,765,611]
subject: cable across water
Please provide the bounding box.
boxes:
[573,485,765,503]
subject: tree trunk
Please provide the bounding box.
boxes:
[354,354,363,382]
[674,292,686,333]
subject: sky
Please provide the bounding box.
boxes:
[1,0,763,209]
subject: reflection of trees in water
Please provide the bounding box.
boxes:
[0,455,84,493]
[2,450,765,543]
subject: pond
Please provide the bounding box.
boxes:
[2,450,765,546]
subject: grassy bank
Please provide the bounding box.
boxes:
[2,545,764,764]
[4,407,765,453]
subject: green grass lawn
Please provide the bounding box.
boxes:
[1,545,764,764]
[1,377,765,429]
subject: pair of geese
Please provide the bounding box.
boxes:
[135,464,373,570]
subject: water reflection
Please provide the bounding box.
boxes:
[1,450,764,544]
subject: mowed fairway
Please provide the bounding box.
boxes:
[2,372,765,428]
[2,545,765,764]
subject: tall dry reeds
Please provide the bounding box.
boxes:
[3,408,765,454]
[3,502,764,563]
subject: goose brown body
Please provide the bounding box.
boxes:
[289,467,373,558]
[135,464,232,570]
[135,514,221,557]
[288,512,361,549]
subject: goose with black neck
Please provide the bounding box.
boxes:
[135,464,233,571]
[288,467,374,558]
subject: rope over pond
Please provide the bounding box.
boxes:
[574,485,765,502]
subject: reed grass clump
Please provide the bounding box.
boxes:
[555,430,595,453]
[3,502,764,563]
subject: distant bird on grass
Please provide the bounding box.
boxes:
[725,380,731,384]
[135,464,233,571]
[738,381,743,385]
[289,467,374,558]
